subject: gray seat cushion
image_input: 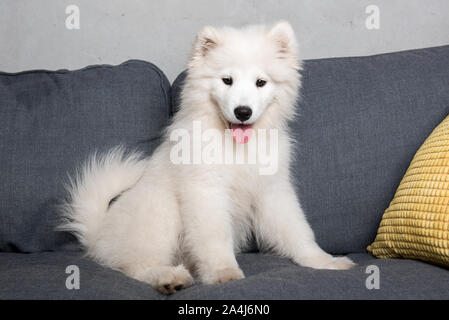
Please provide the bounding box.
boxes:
[1,252,448,299]
[171,253,449,300]
[171,45,449,254]
[0,251,163,299]
[0,60,171,253]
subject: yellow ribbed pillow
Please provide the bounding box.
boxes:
[367,115,449,267]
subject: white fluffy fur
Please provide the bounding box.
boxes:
[60,21,355,295]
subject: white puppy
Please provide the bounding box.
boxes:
[60,21,355,295]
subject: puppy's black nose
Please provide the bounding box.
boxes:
[234,106,252,122]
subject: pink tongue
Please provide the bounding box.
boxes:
[231,124,253,144]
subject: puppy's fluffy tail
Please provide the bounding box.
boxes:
[58,147,146,248]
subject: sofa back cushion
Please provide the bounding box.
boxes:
[171,45,449,254]
[0,60,171,252]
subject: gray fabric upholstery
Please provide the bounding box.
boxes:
[0,252,163,299]
[2,46,449,299]
[0,60,170,253]
[171,45,449,254]
[171,253,449,300]
[1,252,448,299]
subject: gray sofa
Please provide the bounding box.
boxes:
[1,45,449,299]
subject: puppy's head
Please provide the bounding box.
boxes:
[187,21,301,132]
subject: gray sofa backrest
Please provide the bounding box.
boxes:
[171,45,449,254]
[1,46,448,255]
[0,60,171,252]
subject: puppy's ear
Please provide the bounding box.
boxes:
[189,26,219,67]
[267,21,299,67]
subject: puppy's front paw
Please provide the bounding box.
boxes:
[320,256,356,270]
[301,254,356,270]
[153,265,194,295]
[202,267,245,284]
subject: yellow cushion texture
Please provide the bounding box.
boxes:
[367,115,449,266]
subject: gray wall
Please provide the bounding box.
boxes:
[1,0,448,82]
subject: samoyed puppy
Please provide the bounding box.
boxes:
[60,21,355,295]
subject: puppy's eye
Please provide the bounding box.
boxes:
[222,77,233,86]
[256,79,267,87]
